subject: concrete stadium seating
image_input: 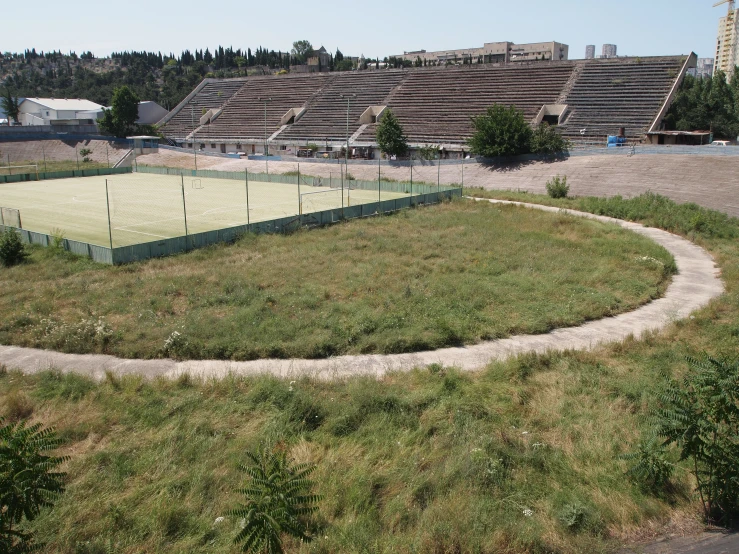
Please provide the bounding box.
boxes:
[278,70,408,142]
[159,55,689,148]
[358,64,575,145]
[558,57,685,143]
[158,79,247,138]
[195,73,333,140]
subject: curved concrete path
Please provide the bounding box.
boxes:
[0,200,725,381]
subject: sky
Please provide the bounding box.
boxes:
[0,0,726,61]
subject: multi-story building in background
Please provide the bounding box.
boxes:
[715,2,738,81]
[601,44,618,58]
[393,41,569,65]
[687,57,715,78]
[585,45,595,59]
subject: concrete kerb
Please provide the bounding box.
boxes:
[0,200,725,382]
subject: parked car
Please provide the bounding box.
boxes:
[711,140,730,146]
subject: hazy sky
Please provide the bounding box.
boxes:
[1,0,725,61]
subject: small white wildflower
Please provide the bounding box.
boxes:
[521,431,529,435]
[213,516,225,525]
[523,508,533,517]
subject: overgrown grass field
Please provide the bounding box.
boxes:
[0,159,110,174]
[1,192,738,553]
[0,199,674,360]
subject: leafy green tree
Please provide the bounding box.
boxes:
[291,40,313,64]
[98,85,140,138]
[0,89,20,124]
[376,109,408,157]
[467,104,533,158]
[231,446,321,554]
[530,123,570,155]
[655,355,739,524]
[0,419,68,552]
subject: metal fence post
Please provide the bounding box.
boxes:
[461,157,464,196]
[106,144,110,168]
[410,157,413,205]
[42,144,47,173]
[378,156,381,212]
[76,147,80,172]
[105,179,113,251]
[297,162,301,216]
[245,170,250,228]
[181,174,189,248]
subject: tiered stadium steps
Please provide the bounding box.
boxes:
[357,64,575,145]
[278,70,408,143]
[559,56,686,144]
[158,79,247,139]
[195,73,334,141]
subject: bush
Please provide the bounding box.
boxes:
[0,228,27,267]
[230,445,321,553]
[531,123,570,155]
[545,175,569,198]
[0,419,68,552]
[654,355,739,524]
[467,104,533,158]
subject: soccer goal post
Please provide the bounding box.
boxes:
[0,207,22,229]
[0,164,39,178]
[299,188,349,214]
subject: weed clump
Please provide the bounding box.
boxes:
[546,175,570,199]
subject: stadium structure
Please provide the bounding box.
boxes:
[158,54,697,157]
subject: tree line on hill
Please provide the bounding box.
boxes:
[0,41,378,111]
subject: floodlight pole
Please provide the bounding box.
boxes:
[191,106,198,171]
[410,156,413,204]
[298,162,301,216]
[260,97,272,177]
[340,93,356,169]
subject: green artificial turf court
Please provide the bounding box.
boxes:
[0,172,407,247]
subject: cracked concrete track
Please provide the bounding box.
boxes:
[0,200,725,381]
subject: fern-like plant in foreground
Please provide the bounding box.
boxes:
[0,419,68,552]
[231,445,321,553]
[655,355,739,524]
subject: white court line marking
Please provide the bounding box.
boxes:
[113,228,171,239]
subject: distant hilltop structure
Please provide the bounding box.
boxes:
[585,45,596,59]
[392,41,569,65]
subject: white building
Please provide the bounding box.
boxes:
[687,58,715,78]
[18,98,104,126]
[602,44,618,58]
[394,41,569,65]
[715,3,738,81]
[585,45,595,59]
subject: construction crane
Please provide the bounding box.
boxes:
[713,0,735,11]
[714,0,736,78]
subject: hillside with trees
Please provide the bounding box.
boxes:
[0,43,375,111]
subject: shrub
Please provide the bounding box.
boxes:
[545,175,569,198]
[467,104,533,158]
[417,144,440,160]
[0,419,68,552]
[0,229,27,267]
[621,434,674,494]
[530,123,570,155]
[230,445,321,553]
[654,355,739,524]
